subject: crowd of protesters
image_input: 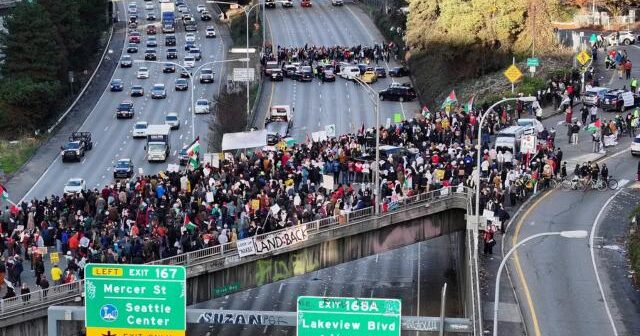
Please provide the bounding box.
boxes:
[261,43,402,68]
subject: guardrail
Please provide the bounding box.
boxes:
[0,186,471,322]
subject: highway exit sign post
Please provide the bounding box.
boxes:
[85,264,186,336]
[297,296,401,336]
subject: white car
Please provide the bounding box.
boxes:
[165,113,180,129]
[184,55,195,68]
[205,26,216,38]
[137,67,150,79]
[632,135,640,156]
[64,178,86,194]
[605,30,637,46]
[185,32,196,43]
[128,3,138,13]
[177,4,188,12]
[132,121,148,138]
[196,4,206,12]
[195,99,210,114]
[145,2,154,10]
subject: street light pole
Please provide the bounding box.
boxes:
[493,230,588,336]
[354,77,380,214]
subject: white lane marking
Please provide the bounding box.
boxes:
[370,289,374,298]
[589,188,622,336]
[278,282,284,293]
[375,254,378,263]
[617,179,629,189]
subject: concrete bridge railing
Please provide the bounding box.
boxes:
[0,186,472,326]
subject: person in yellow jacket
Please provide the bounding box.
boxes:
[51,264,63,285]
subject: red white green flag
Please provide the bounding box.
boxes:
[183,213,197,232]
[186,137,200,169]
[464,95,475,113]
[440,90,458,109]
[0,184,8,202]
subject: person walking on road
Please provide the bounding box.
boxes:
[581,105,589,126]
[51,264,63,285]
[590,105,598,123]
[631,77,638,93]
[625,60,633,80]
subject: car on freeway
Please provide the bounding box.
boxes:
[184,40,196,51]
[379,83,417,102]
[356,63,371,74]
[63,178,86,194]
[60,141,85,162]
[374,66,387,78]
[129,32,141,43]
[113,159,135,179]
[201,11,212,21]
[283,63,297,78]
[146,12,156,21]
[132,121,148,138]
[178,146,191,165]
[137,67,150,79]
[331,0,343,5]
[120,55,133,67]
[128,3,138,14]
[632,134,640,156]
[196,4,206,12]
[144,2,153,10]
[322,69,336,82]
[176,0,185,5]
[359,70,378,84]
[195,99,210,114]
[270,69,284,81]
[165,113,180,129]
[180,69,191,78]
[110,78,124,91]
[116,100,135,118]
[389,66,410,77]
[146,36,157,47]
[282,0,293,7]
[151,83,167,99]
[295,66,313,82]
[146,24,156,34]
[177,4,188,12]
[184,55,195,68]
[166,48,178,59]
[185,32,196,43]
[165,34,176,46]
[130,85,145,97]
[145,49,157,60]
[199,68,214,83]
[127,43,139,53]
[174,78,189,91]
[162,63,175,73]
[301,0,311,7]
[189,47,202,61]
[205,26,216,38]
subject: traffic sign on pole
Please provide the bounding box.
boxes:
[297,296,401,336]
[503,64,523,84]
[526,58,539,67]
[576,50,591,65]
[85,264,186,336]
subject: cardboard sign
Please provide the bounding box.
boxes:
[167,164,180,172]
[322,174,334,191]
[50,252,60,264]
[237,238,256,257]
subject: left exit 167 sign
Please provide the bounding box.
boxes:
[85,264,186,336]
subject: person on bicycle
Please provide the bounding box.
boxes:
[601,163,609,183]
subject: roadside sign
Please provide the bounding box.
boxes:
[576,50,591,65]
[85,264,186,336]
[503,64,523,83]
[526,58,539,67]
[233,68,255,82]
[297,296,401,336]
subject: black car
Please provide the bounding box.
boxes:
[184,41,195,51]
[120,55,133,68]
[130,85,144,97]
[374,66,387,78]
[116,100,135,118]
[379,84,417,102]
[110,79,124,91]
[146,12,156,21]
[200,11,212,21]
[166,48,178,59]
[180,69,191,78]
[295,66,313,82]
[165,34,176,46]
[144,49,157,60]
[175,78,189,91]
[127,43,138,53]
[270,69,284,81]
[178,147,192,165]
[113,159,134,178]
[163,63,176,73]
[389,66,410,77]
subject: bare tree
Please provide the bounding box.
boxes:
[207,85,248,152]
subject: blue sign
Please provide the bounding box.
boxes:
[99,304,118,322]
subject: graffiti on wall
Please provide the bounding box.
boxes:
[254,249,321,286]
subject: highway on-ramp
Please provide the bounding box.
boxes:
[19,0,226,202]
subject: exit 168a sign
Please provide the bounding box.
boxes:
[85,264,186,336]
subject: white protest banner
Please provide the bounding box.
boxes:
[324,124,336,137]
[80,236,90,248]
[311,131,327,142]
[322,174,334,191]
[237,238,256,258]
[520,135,537,154]
[206,192,214,203]
[270,203,281,215]
[167,164,180,172]
[254,225,308,255]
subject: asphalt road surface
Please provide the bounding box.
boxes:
[255,1,420,138]
[19,0,226,201]
[188,234,464,336]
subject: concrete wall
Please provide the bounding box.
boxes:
[0,317,83,336]
[186,208,467,306]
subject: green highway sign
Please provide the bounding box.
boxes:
[526,58,539,67]
[85,264,186,336]
[297,296,401,336]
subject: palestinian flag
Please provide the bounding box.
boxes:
[183,213,197,233]
[464,95,475,114]
[421,105,430,119]
[440,90,458,109]
[587,119,602,133]
[186,137,201,169]
[0,184,8,203]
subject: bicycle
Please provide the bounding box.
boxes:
[582,178,608,191]
[549,176,570,189]
[603,176,619,190]
[561,178,585,191]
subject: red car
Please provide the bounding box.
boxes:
[129,33,141,43]
[146,24,156,35]
[301,0,311,7]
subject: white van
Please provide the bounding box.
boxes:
[339,66,360,80]
[494,125,536,153]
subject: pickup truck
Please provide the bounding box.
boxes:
[61,132,93,162]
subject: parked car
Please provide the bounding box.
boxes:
[113,159,135,179]
[389,66,410,77]
[64,178,86,194]
[379,83,417,102]
[604,31,637,46]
